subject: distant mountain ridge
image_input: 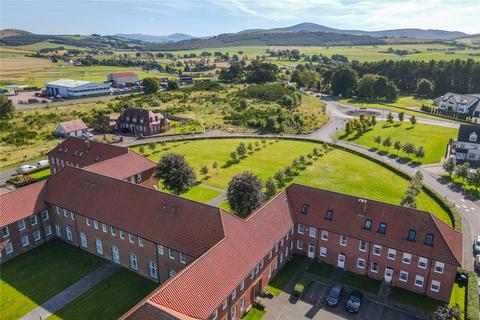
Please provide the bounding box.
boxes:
[114,33,193,43]
[240,22,469,40]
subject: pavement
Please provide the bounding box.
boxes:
[20,263,117,320]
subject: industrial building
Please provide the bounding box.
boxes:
[45,79,111,98]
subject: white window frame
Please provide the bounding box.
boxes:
[129,253,138,270]
[402,253,412,265]
[180,252,186,264]
[96,239,103,255]
[110,226,116,236]
[80,232,87,248]
[128,233,134,243]
[418,257,428,269]
[31,215,38,226]
[321,230,328,241]
[340,235,347,246]
[169,248,175,260]
[373,244,381,256]
[297,240,303,250]
[430,280,440,293]
[297,224,304,234]
[222,299,228,310]
[434,262,444,274]
[231,289,236,301]
[387,248,396,261]
[309,227,317,238]
[5,242,13,254]
[21,235,29,247]
[44,225,52,236]
[70,212,75,220]
[240,281,245,291]
[41,210,49,221]
[370,262,379,273]
[55,224,61,237]
[149,261,158,279]
[138,237,144,247]
[66,226,73,241]
[18,220,26,231]
[320,247,327,257]
[102,223,107,233]
[212,310,218,320]
[359,240,367,252]
[157,244,164,255]
[56,206,61,215]
[112,246,120,264]
[119,230,125,240]
[1,226,9,238]
[63,208,68,217]
[85,217,91,226]
[34,230,41,241]
[415,275,424,287]
[399,271,408,282]
[357,258,365,269]
[168,269,176,277]
[94,220,98,230]
[268,251,272,259]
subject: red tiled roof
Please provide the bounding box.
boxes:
[286,184,462,266]
[84,150,156,180]
[136,191,295,320]
[44,167,225,257]
[58,119,87,133]
[47,137,128,167]
[110,71,138,78]
[0,181,47,227]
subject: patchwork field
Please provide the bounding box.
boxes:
[132,138,452,226]
[339,121,458,164]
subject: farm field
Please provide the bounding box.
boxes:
[339,121,458,164]
[48,269,157,320]
[133,138,452,226]
[169,44,480,62]
[0,240,106,320]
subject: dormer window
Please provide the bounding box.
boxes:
[300,204,309,215]
[73,150,78,156]
[95,155,100,161]
[325,210,333,221]
[469,132,477,142]
[78,151,84,157]
[363,219,372,230]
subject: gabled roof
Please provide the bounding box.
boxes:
[128,191,295,320]
[57,119,88,133]
[44,167,225,257]
[457,124,480,143]
[0,181,47,227]
[109,71,138,78]
[286,184,462,266]
[441,93,480,104]
[84,150,157,180]
[47,137,128,167]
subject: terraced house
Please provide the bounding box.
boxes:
[0,140,462,320]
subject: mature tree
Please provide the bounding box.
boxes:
[387,112,394,124]
[416,79,434,96]
[274,169,285,187]
[431,304,462,320]
[227,172,264,217]
[156,153,196,194]
[236,142,247,158]
[398,112,404,124]
[167,80,179,91]
[219,62,244,83]
[400,189,417,208]
[245,61,278,83]
[467,168,480,190]
[265,177,278,199]
[443,158,456,178]
[330,65,358,97]
[410,115,417,126]
[91,110,111,133]
[455,162,470,183]
[142,78,159,94]
[374,135,382,146]
[357,74,377,99]
[385,82,399,102]
[0,95,14,119]
[373,76,389,99]
[400,171,423,208]
[298,69,319,89]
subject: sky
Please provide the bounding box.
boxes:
[1,0,479,36]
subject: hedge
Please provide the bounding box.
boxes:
[458,269,480,320]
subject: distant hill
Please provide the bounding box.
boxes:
[0,29,32,38]
[240,22,469,40]
[114,33,193,43]
[143,30,385,51]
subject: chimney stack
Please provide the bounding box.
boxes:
[85,140,91,150]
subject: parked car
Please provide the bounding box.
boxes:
[474,255,480,272]
[345,290,364,313]
[474,235,480,254]
[82,132,93,139]
[17,164,36,174]
[326,283,343,307]
[36,160,49,168]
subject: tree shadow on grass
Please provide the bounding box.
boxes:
[221,159,240,169]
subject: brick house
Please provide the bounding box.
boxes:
[0,141,462,320]
[46,137,157,186]
[117,107,170,136]
[53,119,88,138]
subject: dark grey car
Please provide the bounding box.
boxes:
[346,290,364,313]
[326,283,343,307]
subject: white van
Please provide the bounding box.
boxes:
[18,164,36,174]
[36,160,49,168]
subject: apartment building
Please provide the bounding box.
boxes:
[117,107,170,136]
[0,140,462,320]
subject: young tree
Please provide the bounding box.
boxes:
[292,158,300,169]
[142,78,159,94]
[156,153,196,194]
[247,143,253,152]
[236,142,247,158]
[455,162,470,183]
[148,142,156,150]
[374,136,382,146]
[382,136,392,149]
[387,112,394,124]
[415,146,425,160]
[394,140,402,154]
[139,146,145,154]
[230,151,238,161]
[398,112,404,124]
[200,165,209,175]
[283,166,293,177]
[402,142,415,156]
[264,177,278,199]
[299,155,306,166]
[274,169,285,187]
[400,189,417,208]
[371,115,377,126]
[227,172,264,217]
[410,115,417,127]
[212,161,218,172]
[443,158,456,178]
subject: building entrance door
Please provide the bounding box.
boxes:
[337,253,345,269]
[307,245,315,258]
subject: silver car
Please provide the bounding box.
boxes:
[346,290,364,313]
[326,283,343,307]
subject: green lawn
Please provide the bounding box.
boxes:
[181,185,223,203]
[449,283,466,319]
[134,138,452,226]
[390,287,444,314]
[0,239,106,320]
[266,255,307,296]
[340,271,382,294]
[241,307,266,320]
[307,263,336,278]
[28,168,52,180]
[339,121,458,164]
[338,96,457,122]
[48,268,157,320]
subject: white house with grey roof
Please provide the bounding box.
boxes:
[453,124,480,164]
[45,79,111,98]
[437,93,480,116]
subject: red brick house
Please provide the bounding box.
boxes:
[117,107,170,136]
[0,141,462,320]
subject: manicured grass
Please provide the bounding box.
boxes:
[266,255,307,296]
[28,167,51,180]
[390,286,443,314]
[339,271,381,294]
[135,138,452,226]
[181,185,223,203]
[0,239,106,320]
[339,121,458,164]
[307,263,336,278]
[241,307,266,320]
[449,283,466,319]
[338,96,457,122]
[48,268,157,320]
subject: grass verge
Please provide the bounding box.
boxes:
[339,271,381,294]
[266,255,306,296]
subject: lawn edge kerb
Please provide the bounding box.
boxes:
[131,135,459,231]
